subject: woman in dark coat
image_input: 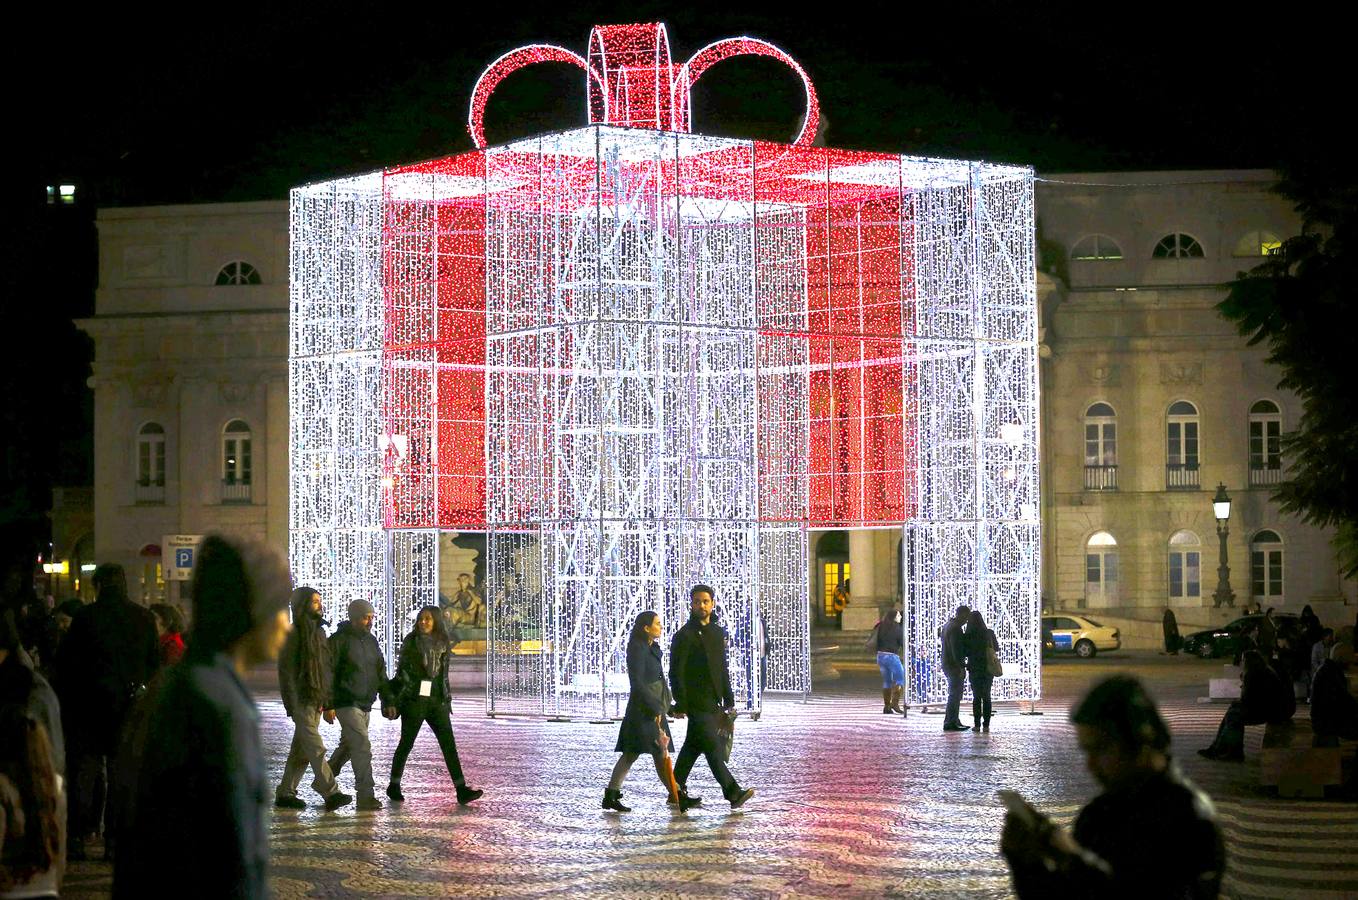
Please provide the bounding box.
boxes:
[963,609,1000,731]
[602,611,698,812]
[386,606,481,806]
[1198,649,1292,761]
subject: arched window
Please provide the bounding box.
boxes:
[135,422,165,503]
[222,419,252,502]
[1166,400,1200,489]
[1233,230,1282,258]
[215,261,261,286]
[1168,530,1201,602]
[1071,234,1124,261]
[1085,531,1118,608]
[1152,233,1205,259]
[1250,530,1284,602]
[1083,402,1117,490]
[1249,399,1282,485]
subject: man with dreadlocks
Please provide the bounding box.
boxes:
[274,587,351,811]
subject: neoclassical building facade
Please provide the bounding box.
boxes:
[77,173,1354,624]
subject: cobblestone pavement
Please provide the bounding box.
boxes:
[64,653,1358,898]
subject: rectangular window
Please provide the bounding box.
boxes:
[1250,420,1281,469]
[1169,554,1183,597]
[1251,549,1283,598]
[1186,551,1200,597]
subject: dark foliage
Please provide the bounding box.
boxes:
[1217,159,1358,577]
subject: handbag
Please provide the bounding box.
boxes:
[987,641,1004,677]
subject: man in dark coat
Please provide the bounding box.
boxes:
[1002,675,1225,899]
[54,563,158,860]
[274,587,350,811]
[326,599,396,810]
[1311,643,1358,744]
[1162,607,1180,654]
[940,604,971,732]
[669,584,755,808]
[114,535,293,900]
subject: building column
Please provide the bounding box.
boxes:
[843,529,884,630]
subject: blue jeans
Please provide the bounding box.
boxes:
[877,652,905,688]
[943,667,966,728]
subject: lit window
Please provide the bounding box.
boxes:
[215,261,262,286]
[1085,531,1118,608]
[46,184,77,205]
[1233,230,1282,257]
[1152,233,1205,259]
[1070,234,1124,261]
[1168,530,1201,601]
[1250,530,1284,602]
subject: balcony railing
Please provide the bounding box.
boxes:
[134,481,165,504]
[1249,464,1283,487]
[1084,465,1119,491]
[1166,463,1200,491]
[221,480,252,504]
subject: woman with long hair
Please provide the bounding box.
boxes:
[150,604,186,666]
[387,606,481,805]
[962,608,999,732]
[0,704,63,898]
[602,610,699,812]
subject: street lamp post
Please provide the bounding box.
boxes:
[1212,483,1235,609]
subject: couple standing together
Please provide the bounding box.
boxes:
[941,604,1001,732]
[603,584,756,812]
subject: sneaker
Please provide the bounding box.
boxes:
[356,797,383,811]
[324,791,354,811]
[728,787,755,809]
[275,795,306,810]
[386,784,405,802]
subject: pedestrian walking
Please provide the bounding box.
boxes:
[114,535,293,900]
[669,585,755,809]
[326,600,396,811]
[150,604,186,666]
[867,601,905,715]
[1000,675,1224,898]
[963,609,999,731]
[1162,607,1180,655]
[386,606,482,806]
[602,611,699,813]
[940,604,970,732]
[274,587,351,811]
[54,563,158,860]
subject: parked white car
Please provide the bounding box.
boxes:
[1042,613,1121,658]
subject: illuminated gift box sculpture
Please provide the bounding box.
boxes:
[289,23,1040,716]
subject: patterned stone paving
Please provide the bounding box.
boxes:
[63,654,1358,898]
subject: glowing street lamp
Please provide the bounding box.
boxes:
[1211,483,1235,609]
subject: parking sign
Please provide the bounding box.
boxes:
[163,535,204,581]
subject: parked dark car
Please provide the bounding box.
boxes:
[1180,613,1300,659]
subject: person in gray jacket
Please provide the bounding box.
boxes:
[326,600,396,810]
[274,587,350,811]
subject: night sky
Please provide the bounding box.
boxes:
[2,1,1342,551]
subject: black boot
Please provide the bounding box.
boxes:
[668,784,703,808]
[386,783,404,802]
[456,784,483,806]
[602,788,631,812]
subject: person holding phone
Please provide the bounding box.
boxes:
[386,606,482,806]
[1000,676,1224,898]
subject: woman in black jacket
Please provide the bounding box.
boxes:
[963,609,1000,731]
[386,606,481,805]
[602,611,698,812]
[1199,649,1293,761]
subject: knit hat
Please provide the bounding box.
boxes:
[348,599,376,622]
